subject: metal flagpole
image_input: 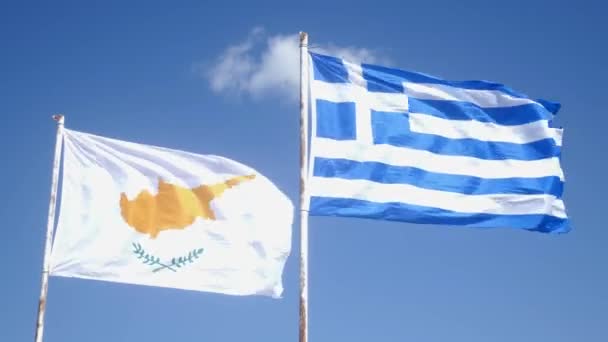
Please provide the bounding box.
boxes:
[299,31,310,342]
[34,114,65,342]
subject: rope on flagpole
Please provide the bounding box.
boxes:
[34,114,65,342]
[299,31,310,342]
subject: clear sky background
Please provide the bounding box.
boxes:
[1,1,606,341]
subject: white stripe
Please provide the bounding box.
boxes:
[404,82,538,108]
[553,128,564,147]
[312,80,409,113]
[311,138,564,180]
[308,55,320,184]
[409,113,562,145]
[309,177,566,218]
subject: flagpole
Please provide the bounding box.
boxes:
[299,31,310,342]
[34,114,65,342]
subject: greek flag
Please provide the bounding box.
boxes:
[307,52,569,233]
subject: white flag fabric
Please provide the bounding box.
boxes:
[50,129,293,298]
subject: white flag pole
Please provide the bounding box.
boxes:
[34,114,65,342]
[299,31,310,342]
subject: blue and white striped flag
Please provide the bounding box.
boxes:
[307,52,569,233]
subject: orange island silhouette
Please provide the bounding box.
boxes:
[120,174,256,238]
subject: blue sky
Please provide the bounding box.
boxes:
[1,1,607,341]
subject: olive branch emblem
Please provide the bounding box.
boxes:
[132,243,204,273]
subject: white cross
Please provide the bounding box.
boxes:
[312,61,409,145]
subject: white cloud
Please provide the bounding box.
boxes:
[204,28,384,101]
[317,43,382,66]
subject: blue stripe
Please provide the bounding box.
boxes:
[408,98,553,126]
[310,197,569,233]
[313,157,564,196]
[311,53,349,84]
[309,52,560,114]
[535,99,561,115]
[362,62,527,97]
[372,111,560,161]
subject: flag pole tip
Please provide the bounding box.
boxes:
[52,114,64,124]
[299,32,308,46]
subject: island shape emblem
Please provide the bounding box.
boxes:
[120,174,256,238]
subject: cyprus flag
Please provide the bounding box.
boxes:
[50,129,293,298]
